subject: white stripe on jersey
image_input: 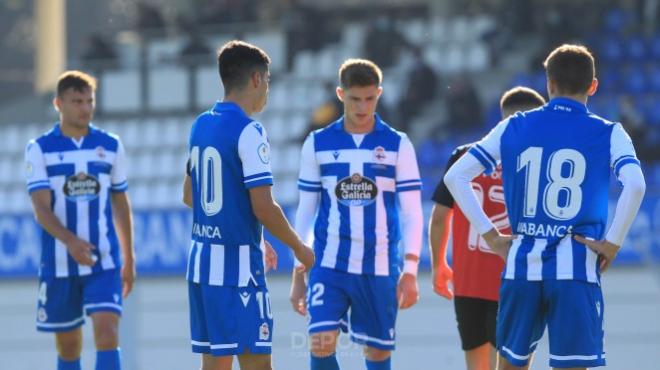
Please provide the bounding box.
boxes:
[505,238,522,280]
[555,236,574,279]
[53,174,69,277]
[586,248,598,282]
[209,244,225,285]
[316,149,398,167]
[526,239,547,280]
[186,240,195,280]
[238,245,250,285]
[320,177,340,269]
[347,160,365,274]
[374,177,391,276]
[193,242,202,283]
[76,160,92,276]
[98,174,115,270]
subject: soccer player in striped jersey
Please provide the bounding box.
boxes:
[445,44,646,370]
[182,40,314,370]
[289,59,424,370]
[429,86,545,370]
[25,71,135,370]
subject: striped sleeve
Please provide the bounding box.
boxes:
[298,133,321,192]
[110,138,129,192]
[610,123,641,179]
[25,140,50,194]
[467,118,509,174]
[238,121,274,189]
[395,134,422,192]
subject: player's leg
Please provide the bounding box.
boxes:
[37,275,86,370]
[84,269,123,370]
[200,354,233,370]
[307,267,350,370]
[349,273,398,370]
[455,296,494,370]
[495,279,545,370]
[545,280,605,370]
[237,353,272,370]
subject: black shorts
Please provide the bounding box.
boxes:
[454,296,498,351]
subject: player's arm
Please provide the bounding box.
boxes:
[182,174,192,208]
[110,138,136,297]
[239,122,314,271]
[25,140,97,266]
[395,135,423,309]
[444,120,514,259]
[575,124,646,272]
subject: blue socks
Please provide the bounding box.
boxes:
[57,357,81,370]
[311,353,340,370]
[96,348,121,370]
[366,357,391,370]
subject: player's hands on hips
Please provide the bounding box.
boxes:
[397,273,419,309]
[121,258,136,298]
[293,244,315,273]
[264,240,278,273]
[433,261,454,300]
[65,236,97,266]
[574,235,621,273]
[482,229,516,261]
[289,270,308,315]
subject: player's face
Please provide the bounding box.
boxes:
[338,84,382,128]
[253,70,270,113]
[54,88,95,129]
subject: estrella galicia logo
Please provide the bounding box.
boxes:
[334,173,378,207]
[63,172,101,201]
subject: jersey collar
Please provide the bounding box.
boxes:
[547,97,589,114]
[212,101,248,117]
[334,113,386,133]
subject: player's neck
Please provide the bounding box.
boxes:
[59,120,89,139]
[223,94,255,116]
[343,116,375,134]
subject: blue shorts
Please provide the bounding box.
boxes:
[188,282,273,356]
[497,279,606,368]
[36,268,123,332]
[306,267,399,351]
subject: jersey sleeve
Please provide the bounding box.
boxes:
[395,134,422,192]
[431,146,467,207]
[297,133,322,192]
[238,121,273,189]
[610,123,641,178]
[25,140,50,194]
[110,138,129,192]
[467,118,509,174]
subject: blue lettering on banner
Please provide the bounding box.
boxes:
[0,196,659,278]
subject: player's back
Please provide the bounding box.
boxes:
[495,97,637,282]
[187,102,273,287]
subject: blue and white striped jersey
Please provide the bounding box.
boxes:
[186,102,272,287]
[25,123,128,278]
[298,115,422,276]
[469,98,640,283]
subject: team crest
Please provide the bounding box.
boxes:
[25,161,34,178]
[37,308,48,322]
[259,322,270,340]
[389,328,395,339]
[373,146,386,162]
[257,143,270,164]
[95,146,106,159]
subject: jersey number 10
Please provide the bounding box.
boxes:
[517,147,586,221]
[190,146,223,216]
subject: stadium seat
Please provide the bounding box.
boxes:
[650,33,660,60]
[147,38,183,65]
[293,51,317,79]
[400,19,427,45]
[245,30,286,73]
[429,17,448,44]
[148,67,188,111]
[101,70,141,113]
[626,36,648,61]
[599,36,624,64]
[0,158,11,185]
[195,66,224,109]
[465,42,490,72]
[648,64,660,92]
[622,66,647,95]
[597,67,620,93]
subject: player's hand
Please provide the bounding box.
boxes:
[264,240,278,273]
[433,262,454,300]
[65,237,97,266]
[574,235,621,273]
[121,259,136,298]
[397,273,419,309]
[293,244,315,273]
[482,229,516,261]
[289,270,308,316]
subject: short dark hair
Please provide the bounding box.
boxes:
[339,59,382,88]
[217,40,270,93]
[543,44,595,95]
[500,86,546,113]
[56,70,97,97]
